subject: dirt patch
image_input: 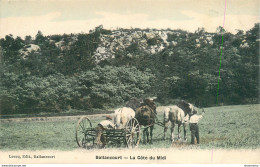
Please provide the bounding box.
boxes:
[171,140,190,148]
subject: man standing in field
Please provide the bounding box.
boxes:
[95,115,115,148]
[189,109,205,144]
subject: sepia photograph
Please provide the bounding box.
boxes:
[0,0,259,165]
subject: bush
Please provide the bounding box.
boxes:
[147,38,158,46]
[76,66,155,108]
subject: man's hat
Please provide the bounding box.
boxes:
[105,115,112,120]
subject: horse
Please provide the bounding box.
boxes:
[163,101,195,142]
[114,107,136,129]
[135,99,157,144]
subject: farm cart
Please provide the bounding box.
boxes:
[75,116,141,149]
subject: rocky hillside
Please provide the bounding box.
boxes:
[15,26,253,65]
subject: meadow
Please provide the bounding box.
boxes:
[0,104,259,150]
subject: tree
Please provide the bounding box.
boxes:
[0,35,24,63]
[25,35,32,45]
[35,31,45,45]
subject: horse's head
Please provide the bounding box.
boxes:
[163,107,170,126]
[136,106,155,126]
[136,106,149,117]
[188,103,195,115]
[177,100,197,116]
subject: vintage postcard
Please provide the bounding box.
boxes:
[0,0,259,165]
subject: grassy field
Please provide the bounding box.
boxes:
[0,104,259,150]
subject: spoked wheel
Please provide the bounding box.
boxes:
[125,118,141,148]
[75,116,95,148]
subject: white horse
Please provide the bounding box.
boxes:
[163,103,195,141]
[114,107,135,129]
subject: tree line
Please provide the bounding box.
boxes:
[0,24,259,114]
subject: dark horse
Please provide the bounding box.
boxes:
[135,99,157,144]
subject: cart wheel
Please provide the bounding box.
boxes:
[75,116,94,148]
[125,118,141,148]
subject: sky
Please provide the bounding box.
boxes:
[0,0,259,38]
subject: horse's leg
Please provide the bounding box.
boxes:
[143,128,146,144]
[177,123,181,140]
[164,120,169,140]
[146,128,149,144]
[121,116,127,128]
[150,125,154,144]
[170,121,175,142]
[183,123,187,141]
[143,128,148,144]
